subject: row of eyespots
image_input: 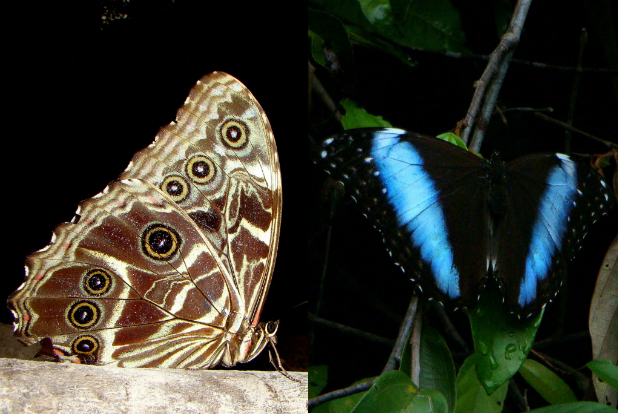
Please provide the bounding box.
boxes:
[66,268,115,329]
[161,155,217,203]
[63,118,251,363]
[66,223,181,358]
[66,220,181,361]
[61,266,115,361]
[68,222,181,330]
[160,118,249,203]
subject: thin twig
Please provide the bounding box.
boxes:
[308,297,419,409]
[433,304,470,353]
[533,113,617,148]
[409,310,423,386]
[308,378,376,410]
[309,179,343,356]
[397,45,615,73]
[508,378,528,412]
[308,60,343,121]
[462,0,532,151]
[383,295,418,372]
[529,348,584,379]
[461,39,510,145]
[469,32,519,151]
[499,106,553,113]
[309,297,421,408]
[309,313,394,348]
[529,348,590,390]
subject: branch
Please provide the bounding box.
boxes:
[409,309,423,386]
[308,378,375,410]
[461,0,533,151]
[308,60,343,121]
[399,45,615,73]
[308,296,420,409]
[533,113,617,149]
[309,313,394,348]
[383,295,418,373]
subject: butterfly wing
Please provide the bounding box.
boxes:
[317,128,613,317]
[9,73,282,368]
[12,180,237,368]
[496,154,612,316]
[119,72,282,331]
[317,128,491,311]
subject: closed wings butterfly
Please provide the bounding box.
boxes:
[316,128,612,318]
[8,72,282,368]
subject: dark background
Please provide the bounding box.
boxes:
[0,1,306,371]
[308,0,617,403]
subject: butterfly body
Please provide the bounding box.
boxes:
[317,128,612,317]
[9,72,282,368]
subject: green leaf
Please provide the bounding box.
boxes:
[455,355,508,413]
[340,99,393,129]
[308,29,327,67]
[588,359,618,390]
[421,389,448,413]
[388,0,468,52]
[311,0,370,32]
[468,286,543,395]
[418,324,457,412]
[399,325,454,412]
[314,377,373,412]
[529,401,618,413]
[436,132,485,158]
[519,359,577,404]
[338,106,474,166]
[308,8,353,71]
[310,0,468,53]
[352,371,431,413]
[309,365,329,399]
[345,24,417,67]
[436,132,467,150]
[359,0,395,32]
[326,381,368,413]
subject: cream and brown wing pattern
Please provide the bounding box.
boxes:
[8,72,282,369]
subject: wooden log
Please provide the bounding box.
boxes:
[0,358,307,413]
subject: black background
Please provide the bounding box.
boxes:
[0,1,306,371]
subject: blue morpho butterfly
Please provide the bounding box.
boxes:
[316,128,613,318]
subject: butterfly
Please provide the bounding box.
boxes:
[8,72,283,369]
[315,128,613,318]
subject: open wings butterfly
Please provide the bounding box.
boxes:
[316,128,612,318]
